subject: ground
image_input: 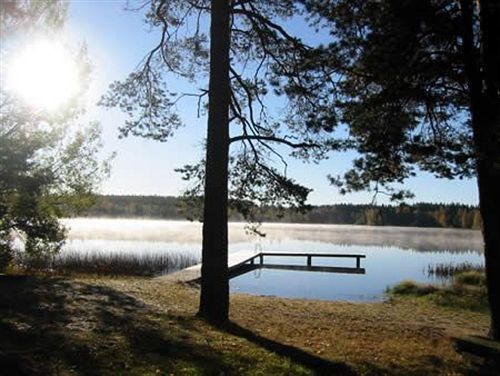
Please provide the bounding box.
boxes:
[0,274,490,375]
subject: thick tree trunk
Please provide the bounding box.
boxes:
[462,0,500,340]
[198,0,231,325]
[477,0,500,340]
[477,161,500,340]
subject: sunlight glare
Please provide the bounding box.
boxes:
[6,40,80,111]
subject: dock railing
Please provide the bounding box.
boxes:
[228,252,366,279]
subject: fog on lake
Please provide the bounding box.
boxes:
[62,218,484,301]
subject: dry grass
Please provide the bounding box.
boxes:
[0,273,491,375]
[87,275,490,374]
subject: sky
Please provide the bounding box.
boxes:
[59,0,479,206]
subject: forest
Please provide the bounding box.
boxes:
[84,195,482,230]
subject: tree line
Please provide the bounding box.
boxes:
[84,195,481,230]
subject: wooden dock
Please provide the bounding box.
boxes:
[158,251,366,283]
[228,252,366,279]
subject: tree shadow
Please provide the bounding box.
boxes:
[0,275,462,375]
[1,275,355,375]
[223,321,357,376]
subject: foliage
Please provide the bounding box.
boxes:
[0,0,67,37]
[0,1,111,271]
[298,0,478,198]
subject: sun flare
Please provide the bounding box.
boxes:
[5,40,80,111]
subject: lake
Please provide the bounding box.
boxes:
[62,218,484,302]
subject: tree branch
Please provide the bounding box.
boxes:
[230,135,319,148]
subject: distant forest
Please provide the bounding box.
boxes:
[82,195,482,230]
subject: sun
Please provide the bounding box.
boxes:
[5,40,80,112]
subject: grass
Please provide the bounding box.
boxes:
[0,273,491,375]
[388,271,489,313]
[14,250,199,277]
[454,271,486,287]
[388,280,438,296]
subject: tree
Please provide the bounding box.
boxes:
[0,0,66,36]
[300,0,500,339]
[0,0,111,271]
[101,0,334,324]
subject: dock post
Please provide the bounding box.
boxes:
[307,255,312,266]
[356,257,360,269]
[259,254,263,265]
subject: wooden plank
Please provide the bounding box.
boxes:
[228,263,365,279]
[227,253,260,272]
[228,264,260,279]
[260,252,366,258]
[260,264,365,274]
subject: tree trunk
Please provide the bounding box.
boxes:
[462,0,500,340]
[477,0,500,340]
[477,157,500,340]
[198,0,231,325]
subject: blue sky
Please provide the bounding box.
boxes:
[65,0,478,205]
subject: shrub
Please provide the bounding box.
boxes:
[388,273,489,312]
[454,271,486,287]
[389,280,438,296]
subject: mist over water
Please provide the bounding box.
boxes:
[62,218,484,301]
[63,218,482,253]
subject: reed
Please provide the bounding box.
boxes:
[426,262,484,279]
[16,250,199,277]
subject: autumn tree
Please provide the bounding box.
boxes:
[300,0,500,339]
[101,0,334,324]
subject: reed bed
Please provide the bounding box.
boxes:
[15,250,199,277]
[426,261,484,279]
[53,251,199,276]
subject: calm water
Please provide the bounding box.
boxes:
[62,218,484,301]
